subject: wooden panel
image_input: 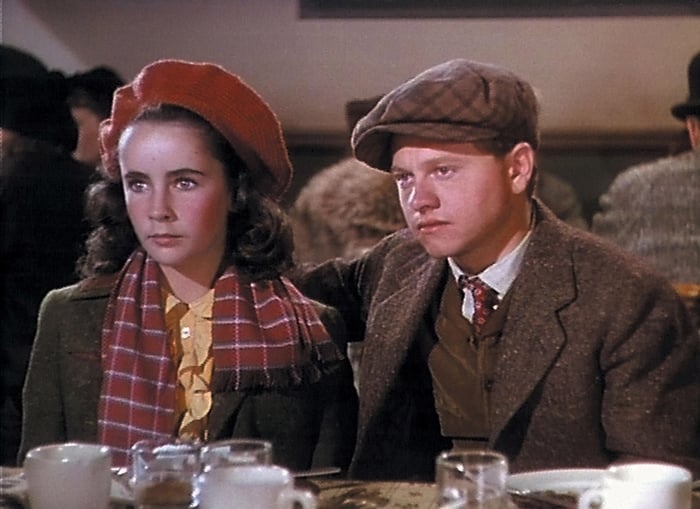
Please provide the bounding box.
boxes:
[284,129,686,224]
[299,0,700,18]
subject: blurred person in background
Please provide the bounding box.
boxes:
[592,50,700,329]
[291,156,406,264]
[291,97,406,265]
[535,170,587,229]
[1,45,93,465]
[66,66,124,168]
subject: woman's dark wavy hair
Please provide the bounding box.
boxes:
[78,104,294,281]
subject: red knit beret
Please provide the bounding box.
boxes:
[99,59,292,199]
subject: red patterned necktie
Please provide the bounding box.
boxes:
[458,275,499,333]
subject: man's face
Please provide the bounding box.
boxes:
[686,115,700,149]
[390,135,533,273]
[70,106,102,167]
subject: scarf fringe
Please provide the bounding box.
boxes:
[214,340,344,391]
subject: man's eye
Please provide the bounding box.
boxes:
[435,166,454,177]
[392,172,412,187]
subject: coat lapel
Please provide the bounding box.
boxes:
[489,208,578,441]
[358,243,444,429]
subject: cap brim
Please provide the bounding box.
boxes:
[354,122,500,171]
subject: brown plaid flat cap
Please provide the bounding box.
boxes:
[351,59,540,170]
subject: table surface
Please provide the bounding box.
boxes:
[312,478,700,509]
[315,478,441,508]
[2,467,699,509]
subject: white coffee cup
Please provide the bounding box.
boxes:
[24,442,112,509]
[198,464,317,509]
[578,462,692,509]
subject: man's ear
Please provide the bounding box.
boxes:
[507,142,535,194]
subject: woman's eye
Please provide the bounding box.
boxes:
[126,179,147,192]
[175,178,197,190]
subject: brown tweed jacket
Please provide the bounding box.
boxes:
[19,277,358,471]
[297,200,700,480]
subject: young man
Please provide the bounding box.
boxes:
[295,59,700,481]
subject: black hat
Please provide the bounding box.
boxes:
[67,66,124,119]
[671,51,700,120]
[0,45,77,151]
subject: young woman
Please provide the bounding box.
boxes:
[19,60,357,470]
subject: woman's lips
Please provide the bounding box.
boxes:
[149,234,181,247]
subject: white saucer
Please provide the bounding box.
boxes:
[507,468,605,495]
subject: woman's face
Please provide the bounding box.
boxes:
[118,120,231,285]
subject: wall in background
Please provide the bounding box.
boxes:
[5,0,699,134]
[4,0,699,219]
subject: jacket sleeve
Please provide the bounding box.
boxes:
[18,289,68,462]
[598,280,700,476]
[292,232,403,342]
[310,301,358,472]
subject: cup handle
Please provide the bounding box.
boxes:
[578,488,604,509]
[278,488,317,509]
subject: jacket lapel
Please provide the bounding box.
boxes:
[489,208,577,441]
[358,244,444,426]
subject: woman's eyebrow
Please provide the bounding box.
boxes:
[122,168,205,179]
[122,169,149,179]
[168,167,205,177]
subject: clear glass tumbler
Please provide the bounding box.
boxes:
[435,449,509,509]
[130,438,202,509]
[200,438,273,472]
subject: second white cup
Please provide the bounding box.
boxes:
[578,462,692,509]
[198,464,316,509]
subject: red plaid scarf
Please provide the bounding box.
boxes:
[98,249,340,465]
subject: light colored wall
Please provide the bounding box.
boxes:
[4,0,699,134]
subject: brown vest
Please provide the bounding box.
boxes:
[428,276,511,448]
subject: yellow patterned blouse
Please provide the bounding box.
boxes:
[164,289,215,441]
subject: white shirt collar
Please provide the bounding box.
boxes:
[448,227,533,321]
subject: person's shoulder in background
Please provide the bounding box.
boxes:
[534,170,588,229]
[291,157,406,263]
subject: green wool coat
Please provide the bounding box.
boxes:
[19,277,358,471]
